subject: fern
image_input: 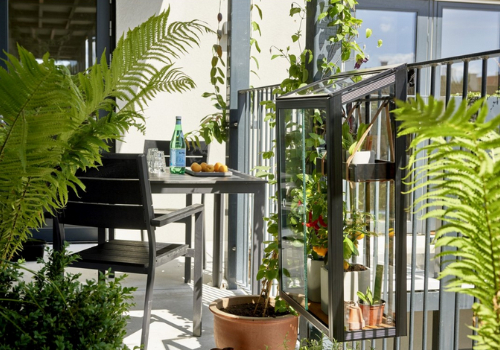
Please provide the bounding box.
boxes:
[0,10,208,263]
[396,95,500,350]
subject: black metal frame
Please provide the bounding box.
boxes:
[276,64,407,341]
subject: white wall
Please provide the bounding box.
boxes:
[115,0,304,154]
[115,1,304,243]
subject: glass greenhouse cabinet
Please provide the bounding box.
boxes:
[276,64,407,341]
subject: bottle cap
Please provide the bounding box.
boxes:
[176,116,182,120]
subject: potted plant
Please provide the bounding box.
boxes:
[288,172,328,303]
[396,95,500,349]
[0,245,137,348]
[209,207,299,349]
[321,205,374,314]
[357,287,385,327]
[342,120,373,164]
[0,9,208,263]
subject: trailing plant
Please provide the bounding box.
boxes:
[255,1,377,317]
[185,4,228,146]
[0,10,208,263]
[396,95,500,350]
[0,245,137,349]
[186,1,263,146]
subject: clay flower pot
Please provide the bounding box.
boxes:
[209,295,298,350]
[358,299,385,326]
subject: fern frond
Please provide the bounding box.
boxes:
[396,95,500,349]
[0,12,206,264]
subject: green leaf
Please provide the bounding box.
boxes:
[290,7,302,16]
[365,28,372,38]
[317,12,328,21]
[377,39,383,47]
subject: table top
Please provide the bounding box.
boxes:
[149,168,266,194]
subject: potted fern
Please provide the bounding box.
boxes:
[396,95,500,349]
[0,9,208,348]
[0,9,208,263]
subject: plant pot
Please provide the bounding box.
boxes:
[320,265,370,314]
[358,299,385,327]
[307,258,323,302]
[350,150,374,164]
[209,295,298,350]
[11,238,46,261]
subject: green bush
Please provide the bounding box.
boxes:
[0,245,137,349]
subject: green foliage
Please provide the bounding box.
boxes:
[0,245,137,349]
[342,121,370,154]
[357,286,377,306]
[396,95,500,350]
[185,9,227,146]
[0,10,208,262]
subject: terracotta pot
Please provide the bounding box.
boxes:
[209,295,299,350]
[358,300,385,326]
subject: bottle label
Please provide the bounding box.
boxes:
[170,149,186,167]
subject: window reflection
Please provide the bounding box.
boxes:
[8,0,97,73]
[355,10,416,68]
[441,8,500,95]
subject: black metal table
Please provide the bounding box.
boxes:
[149,169,266,294]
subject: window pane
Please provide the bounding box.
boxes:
[356,10,416,68]
[9,0,97,73]
[441,8,500,96]
[442,8,500,57]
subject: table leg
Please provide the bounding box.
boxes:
[212,194,224,289]
[252,185,266,295]
[184,194,193,283]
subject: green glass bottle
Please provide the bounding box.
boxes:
[169,116,186,174]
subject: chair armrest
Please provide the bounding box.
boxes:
[151,203,204,227]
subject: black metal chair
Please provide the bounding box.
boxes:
[54,153,204,350]
[143,140,209,272]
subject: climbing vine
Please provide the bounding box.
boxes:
[185,3,227,146]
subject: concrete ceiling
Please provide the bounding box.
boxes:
[9,0,96,61]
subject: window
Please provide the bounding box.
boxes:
[356,9,417,68]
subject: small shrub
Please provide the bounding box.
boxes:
[0,245,137,349]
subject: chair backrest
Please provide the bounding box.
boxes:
[59,154,154,231]
[143,140,208,166]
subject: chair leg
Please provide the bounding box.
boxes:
[193,208,204,336]
[141,267,155,350]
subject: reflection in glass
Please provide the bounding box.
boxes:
[9,0,97,73]
[441,9,500,97]
[356,9,416,68]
